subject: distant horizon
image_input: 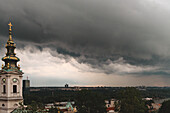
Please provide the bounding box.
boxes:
[26,83,170,88]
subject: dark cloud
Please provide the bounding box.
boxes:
[0,0,170,76]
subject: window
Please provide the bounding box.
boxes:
[3,85,6,93]
[12,78,17,83]
[2,104,5,107]
[2,78,6,83]
[13,85,17,93]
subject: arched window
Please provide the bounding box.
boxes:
[3,85,6,93]
[13,85,17,93]
[2,104,5,107]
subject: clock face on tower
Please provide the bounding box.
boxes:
[2,78,6,83]
[12,78,18,83]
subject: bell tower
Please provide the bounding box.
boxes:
[0,22,23,113]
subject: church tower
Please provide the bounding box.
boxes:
[0,22,23,113]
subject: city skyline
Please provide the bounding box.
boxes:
[0,0,170,86]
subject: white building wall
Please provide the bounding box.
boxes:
[0,73,23,113]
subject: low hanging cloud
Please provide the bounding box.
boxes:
[70,57,158,75]
[14,46,161,78]
[0,45,166,86]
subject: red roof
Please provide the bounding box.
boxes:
[60,109,68,112]
[106,107,114,111]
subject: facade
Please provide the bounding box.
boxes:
[45,101,77,113]
[105,99,118,113]
[0,22,23,113]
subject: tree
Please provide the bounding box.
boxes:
[18,102,24,110]
[115,87,148,113]
[29,101,38,112]
[158,100,170,113]
[49,107,63,113]
[75,90,106,113]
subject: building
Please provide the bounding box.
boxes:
[65,84,69,88]
[0,22,24,113]
[45,101,77,113]
[105,99,118,113]
[23,79,30,90]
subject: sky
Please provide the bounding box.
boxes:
[0,0,170,86]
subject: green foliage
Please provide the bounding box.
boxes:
[23,87,170,113]
[158,100,170,113]
[140,87,170,99]
[28,101,45,112]
[24,89,78,105]
[75,90,107,113]
[116,87,148,113]
[30,101,38,112]
[24,87,115,105]
[49,107,63,113]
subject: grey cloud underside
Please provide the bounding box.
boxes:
[0,0,170,75]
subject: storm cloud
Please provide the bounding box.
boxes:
[0,0,170,85]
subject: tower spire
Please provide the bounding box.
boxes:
[8,22,13,41]
[1,22,21,72]
[0,22,24,113]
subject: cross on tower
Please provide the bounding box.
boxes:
[8,22,13,31]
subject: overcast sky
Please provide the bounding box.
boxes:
[0,0,170,86]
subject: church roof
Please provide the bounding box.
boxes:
[0,22,22,73]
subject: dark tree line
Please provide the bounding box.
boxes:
[23,87,170,113]
[75,90,107,113]
[115,87,148,113]
[158,100,170,113]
